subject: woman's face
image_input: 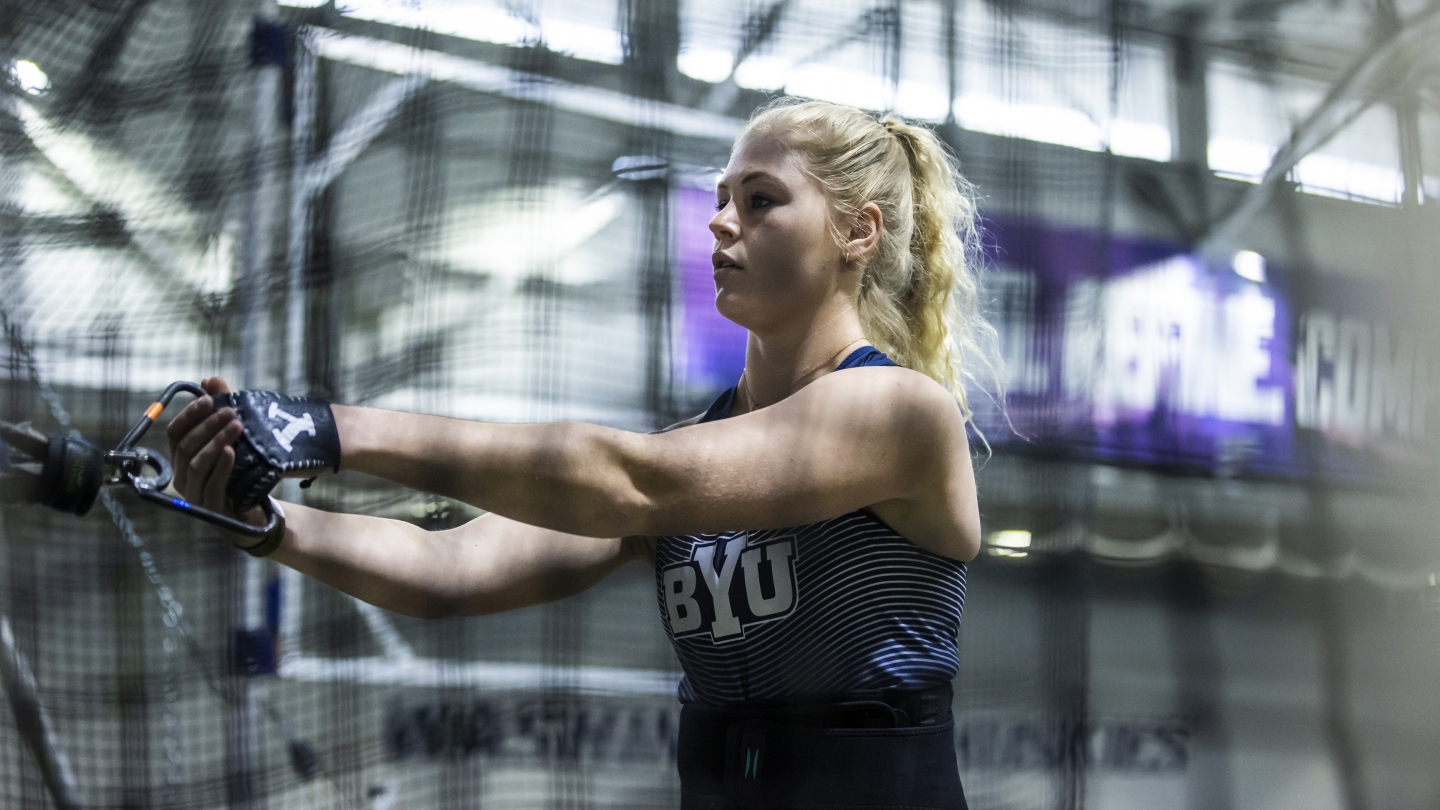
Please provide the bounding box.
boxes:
[709,132,846,334]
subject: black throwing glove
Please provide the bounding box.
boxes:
[212,391,342,514]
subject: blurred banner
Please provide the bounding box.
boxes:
[978,219,1435,483]
[679,185,1437,483]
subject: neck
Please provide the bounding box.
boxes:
[738,297,868,414]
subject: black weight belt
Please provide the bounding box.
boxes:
[677,684,968,810]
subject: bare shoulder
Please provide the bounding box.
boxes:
[803,366,979,561]
[780,363,971,500]
[798,364,966,435]
[628,363,977,558]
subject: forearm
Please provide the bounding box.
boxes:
[271,503,466,619]
[271,503,639,619]
[333,405,650,537]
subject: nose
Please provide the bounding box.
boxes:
[708,201,738,243]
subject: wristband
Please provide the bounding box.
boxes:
[234,497,287,558]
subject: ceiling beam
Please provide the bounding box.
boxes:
[1198,2,1440,257]
[311,30,745,143]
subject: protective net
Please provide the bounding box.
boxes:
[2,0,1439,809]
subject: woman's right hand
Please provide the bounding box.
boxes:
[166,376,246,519]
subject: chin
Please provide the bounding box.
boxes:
[713,289,764,332]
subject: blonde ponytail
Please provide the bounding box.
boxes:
[743,99,999,425]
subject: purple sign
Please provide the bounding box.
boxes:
[978,217,1436,481]
[673,194,1435,482]
[976,219,1294,475]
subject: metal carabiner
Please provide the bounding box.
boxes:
[3,382,283,542]
[106,382,282,540]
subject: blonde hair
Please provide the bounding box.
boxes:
[742,98,999,425]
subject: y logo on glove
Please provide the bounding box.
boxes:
[268,402,317,452]
[215,390,340,513]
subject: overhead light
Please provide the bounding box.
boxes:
[678,48,734,84]
[988,548,1029,558]
[1209,136,1404,205]
[1109,119,1173,162]
[785,63,889,112]
[1207,136,1273,181]
[10,60,49,96]
[732,55,790,91]
[1232,250,1265,283]
[893,80,950,123]
[988,529,1032,549]
[954,94,1105,153]
[1293,152,1404,204]
[537,17,624,65]
[337,1,623,65]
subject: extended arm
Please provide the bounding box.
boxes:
[335,365,979,559]
[168,362,977,619]
[272,505,644,619]
[166,378,650,618]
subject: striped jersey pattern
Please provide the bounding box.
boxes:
[653,347,968,707]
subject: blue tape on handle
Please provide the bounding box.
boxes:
[170,497,191,510]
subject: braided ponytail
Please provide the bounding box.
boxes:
[744,99,998,425]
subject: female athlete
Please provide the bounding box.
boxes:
[169,98,992,809]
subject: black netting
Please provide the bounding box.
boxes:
[2,1,1439,808]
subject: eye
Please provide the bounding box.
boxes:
[714,197,729,212]
[749,194,772,209]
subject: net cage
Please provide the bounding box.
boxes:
[1,0,1439,808]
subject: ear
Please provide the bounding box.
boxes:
[842,202,883,266]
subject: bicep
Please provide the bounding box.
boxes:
[436,513,643,616]
[631,369,963,537]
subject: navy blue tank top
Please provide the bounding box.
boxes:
[654,346,968,707]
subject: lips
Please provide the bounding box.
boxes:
[712,253,742,272]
